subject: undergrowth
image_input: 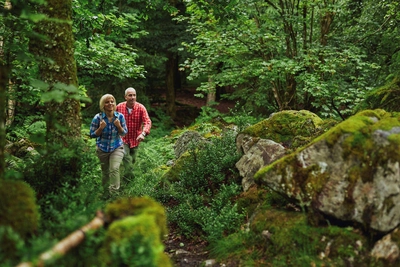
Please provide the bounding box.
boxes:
[4,107,390,267]
[165,130,244,242]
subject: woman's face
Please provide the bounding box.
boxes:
[104,97,115,112]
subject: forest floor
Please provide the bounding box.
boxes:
[164,228,213,267]
[152,88,237,266]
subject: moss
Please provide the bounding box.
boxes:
[356,76,400,112]
[382,197,396,216]
[388,133,400,147]
[390,228,400,245]
[0,180,40,239]
[302,166,331,196]
[348,165,362,184]
[99,213,172,267]
[247,208,374,266]
[105,196,168,239]
[236,186,268,216]
[241,110,326,150]
[323,115,373,147]
[0,180,39,265]
[356,109,388,119]
[187,122,223,136]
[254,151,331,204]
[250,208,305,234]
[159,151,191,184]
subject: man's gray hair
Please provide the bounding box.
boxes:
[125,87,136,96]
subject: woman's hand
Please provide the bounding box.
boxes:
[99,119,107,129]
[114,119,125,135]
[113,118,121,128]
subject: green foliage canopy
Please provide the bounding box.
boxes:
[180,0,398,119]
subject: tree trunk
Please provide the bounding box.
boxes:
[6,79,15,127]
[0,1,11,180]
[206,76,216,106]
[0,65,7,181]
[29,0,81,183]
[320,10,334,46]
[165,52,177,119]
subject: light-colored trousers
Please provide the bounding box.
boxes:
[96,145,125,192]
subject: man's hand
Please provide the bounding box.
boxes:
[137,132,145,141]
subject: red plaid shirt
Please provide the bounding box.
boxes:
[116,101,152,148]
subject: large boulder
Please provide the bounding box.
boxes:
[100,197,171,267]
[237,110,326,152]
[236,110,334,191]
[173,130,206,159]
[236,139,286,191]
[254,109,400,233]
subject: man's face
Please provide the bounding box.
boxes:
[125,90,136,105]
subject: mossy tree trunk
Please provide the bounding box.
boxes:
[0,65,7,181]
[29,0,82,183]
[0,1,10,180]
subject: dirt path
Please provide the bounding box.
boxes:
[156,88,236,266]
[164,230,212,267]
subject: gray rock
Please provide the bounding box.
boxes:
[371,232,400,263]
[236,139,286,191]
[173,131,206,159]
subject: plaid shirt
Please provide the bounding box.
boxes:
[116,101,152,148]
[89,111,127,152]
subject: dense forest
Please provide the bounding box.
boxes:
[1,0,400,266]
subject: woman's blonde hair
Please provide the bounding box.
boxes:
[99,94,116,112]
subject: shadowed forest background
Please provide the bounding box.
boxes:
[1,0,400,266]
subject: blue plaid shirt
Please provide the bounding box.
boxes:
[90,111,128,152]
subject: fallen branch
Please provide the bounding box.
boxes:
[17,210,105,267]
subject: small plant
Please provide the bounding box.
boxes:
[223,105,262,131]
[195,105,223,124]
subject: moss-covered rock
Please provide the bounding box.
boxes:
[173,130,206,159]
[99,213,172,267]
[104,196,168,239]
[159,150,191,186]
[356,76,400,112]
[99,197,171,266]
[254,109,400,233]
[0,180,40,238]
[240,110,327,150]
[235,109,339,177]
[0,180,39,264]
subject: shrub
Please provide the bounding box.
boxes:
[0,180,40,239]
[165,131,245,241]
